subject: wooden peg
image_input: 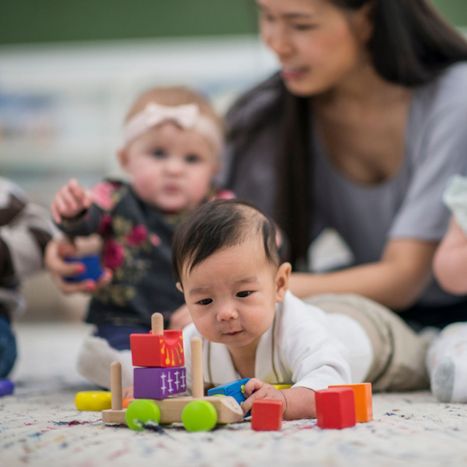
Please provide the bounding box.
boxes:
[110,361,122,410]
[151,312,164,335]
[191,337,203,399]
[102,360,126,425]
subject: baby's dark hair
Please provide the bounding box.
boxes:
[172,199,280,283]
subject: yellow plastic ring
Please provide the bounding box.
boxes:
[75,391,112,411]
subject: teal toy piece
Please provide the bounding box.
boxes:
[207,378,250,406]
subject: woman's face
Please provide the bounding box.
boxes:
[257,0,372,96]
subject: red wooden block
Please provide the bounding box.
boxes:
[315,387,356,429]
[130,330,184,368]
[251,399,283,431]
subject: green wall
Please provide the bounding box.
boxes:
[0,0,257,45]
[432,0,467,27]
[0,0,466,45]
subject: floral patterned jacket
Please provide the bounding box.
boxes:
[58,180,233,328]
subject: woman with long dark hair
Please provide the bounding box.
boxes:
[224,0,467,401]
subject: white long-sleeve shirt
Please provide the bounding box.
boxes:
[182,291,372,391]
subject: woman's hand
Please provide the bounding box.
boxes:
[45,236,112,294]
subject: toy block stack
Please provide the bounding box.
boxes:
[130,313,187,399]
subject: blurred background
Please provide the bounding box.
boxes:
[1,0,466,322]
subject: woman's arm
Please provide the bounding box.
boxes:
[433,217,467,295]
[289,238,437,310]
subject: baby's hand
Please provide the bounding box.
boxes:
[241,378,286,416]
[51,178,92,223]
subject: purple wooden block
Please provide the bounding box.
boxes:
[134,366,187,399]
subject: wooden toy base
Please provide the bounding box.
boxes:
[102,395,244,426]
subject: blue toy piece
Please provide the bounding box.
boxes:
[65,254,104,283]
[207,378,250,406]
[0,379,15,397]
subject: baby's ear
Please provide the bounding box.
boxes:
[275,262,291,302]
[176,282,184,293]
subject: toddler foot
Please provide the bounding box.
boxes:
[77,335,133,389]
[427,322,467,403]
[430,356,456,402]
[429,343,467,403]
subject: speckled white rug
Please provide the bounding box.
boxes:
[1,322,467,467]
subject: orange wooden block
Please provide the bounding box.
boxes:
[329,383,372,422]
[122,397,134,409]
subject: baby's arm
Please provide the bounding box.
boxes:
[51,179,92,224]
[242,378,316,420]
[433,217,467,294]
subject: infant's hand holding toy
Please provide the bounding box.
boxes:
[241,378,287,416]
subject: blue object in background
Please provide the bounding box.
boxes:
[0,379,15,397]
[65,254,104,282]
[208,378,250,406]
[0,316,17,378]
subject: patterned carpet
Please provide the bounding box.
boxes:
[1,323,467,467]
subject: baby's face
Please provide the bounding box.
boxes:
[179,236,290,353]
[120,122,218,213]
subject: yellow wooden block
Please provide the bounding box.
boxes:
[75,391,112,412]
[329,383,373,422]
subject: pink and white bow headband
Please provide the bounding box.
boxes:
[122,102,223,154]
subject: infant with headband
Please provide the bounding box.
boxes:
[51,85,233,388]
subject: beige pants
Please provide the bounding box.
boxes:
[305,294,430,391]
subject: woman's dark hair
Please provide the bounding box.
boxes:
[337,0,467,86]
[172,199,280,283]
[227,0,467,266]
